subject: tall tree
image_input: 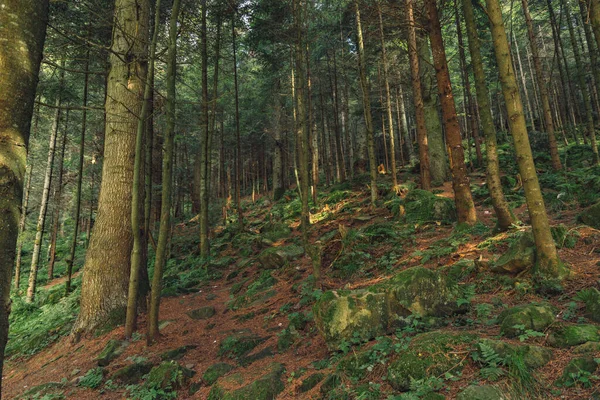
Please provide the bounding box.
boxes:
[0,0,49,395]
[426,0,477,225]
[199,0,210,257]
[486,0,565,279]
[72,0,150,338]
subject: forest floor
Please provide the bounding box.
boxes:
[4,146,600,400]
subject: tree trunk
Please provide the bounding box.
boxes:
[426,0,477,225]
[354,0,378,205]
[71,0,149,338]
[486,0,565,279]
[0,0,48,394]
[27,64,65,303]
[462,0,516,231]
[232,10,244,230]
[406,0,431,190]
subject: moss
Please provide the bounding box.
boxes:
[186,306,216,320]
[160,345,198,361]
[498,303,556,338]
[555,357,599,387]
[96,339,128,367]
[337,350,372,381]
[218,332,264,361]
[111,362,154,384]
[94,306,126,337]
[17,382,65,400]
[444,259,476,283]
[478,339,552,369]
[145,361,193,390]
[203,363,236,386]
[320,374,342,396]
[492,232,536,274]
[217,363,285,400]
[573,341,600,354]
[403,189,457,224]
[548,325,600,348]
[578,201,600,230]
[260,222,291,242]
[298,373,325,393]
[456,385,504,400]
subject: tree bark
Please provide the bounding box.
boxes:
[232,9,244,230]
[486,0,565,279]
[426,0,477,225]
[0,0,48,394]
[71,0,149,338]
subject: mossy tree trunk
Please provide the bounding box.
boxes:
[486,0,565,279]
[406,0,431,190]
[426,0,477,225]
[462,0,516,231]
[199,0,210,257]
[71,0,149,338]
[0,0,48,395]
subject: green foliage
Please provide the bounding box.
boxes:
[78,368,104,389]
[510,325,545,342]
[474,342,505,381]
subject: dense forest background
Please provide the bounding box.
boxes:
[1,0,600,398]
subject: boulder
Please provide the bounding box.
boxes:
[160,345,198,361]
[218,331,265,361]
[297,373,325,394]
[404,189,456,225]
[578,201,600,230]
[145,361,194,391]
[111,362,154,384]
[577,288,600,323]
[497,303,555,338]
[456,385,506,400]
[208,363,285,400]
[573,341,600,354]
[259,222,291,242]
[478,339,552,369]
[555,357,599,387]
[492,233,535,274]
[547,325,600,348]
[187,306,216,320]
[313,267,464,348]
[96,339,128,367]
[387,332,476,391]
[203,363,235,386]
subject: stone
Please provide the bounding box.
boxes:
[96,339,128,367]
[259,222,291,242]
[497,303,556,338]
[456,385,506,400]
[208,363,285,400]
[218,331,265,361]
[111,362,154,384]
[578,201,600,230]
[547,325,600,348]
[257,245,304,269]
[187,306,216,320]
[403,189,457,224]
[387,332,476,391]
[160,345,198,361]
[203,363,235,386]
[478,339,552,369]
[313,266,464,348]
[573,341,600,354]
[555,357,599,387]
[492,233,535,274]
[297,373,325,393]
[240,346,275,366]
[577,288,600,323]
[145,361,194,391]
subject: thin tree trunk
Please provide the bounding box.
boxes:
[232,9,244,230]
[426,0,477,225]
[487,0,565,279]
[406,0,431,190]
[27,64,65,303]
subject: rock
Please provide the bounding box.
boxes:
[203,363,235,386]
[547,325,600,348]
[492,233,535,274]
[497,303,556,338]
[444,259,476,283]
[260,222,291,242]
[577,288,600,323]
[578,201,600,230]
[96,339,128,367]
[456,385,506,400]
[403,189,456,225]
[240,346,275,366]
[218,331,265,361]
[187,306,216,320]
[112,362,154,384]
[257,245,304,269]
[160,345,198,361]
[555,357,599,387]
[208,363,285,400]
[573,341,600,354]
[313,267,464,348]
[478,339,552,369]
[387,332,476,391]
[145,361,194,390]
[297,373,325,393]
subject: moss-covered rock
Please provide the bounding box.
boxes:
[404,189,457,225]
[111,362,154,384]
[337,350,372,381]
[555,357,599,387]
[208,363,285,400]
[578,201,600,230]
[160,345,198,361]
[96,339,128,367]
[492,233,535,274]
[145,361,194,391]
[573,341,600,354]
[257,245,304,269]
[497,303,555,338]
[260,222,291,242]
[313,267,463,348]
[577,288,600,323]
[456,385,506,400]
[477,339,552,369]
[319,374,342,396]
[387,332,476,391]
[16,382,65,400]
[218,331,265,361]
[203,363,235,386]
[187,306,216,320]
[444,259,476,283]
[547,325,600,348]
[297,373,325,393]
